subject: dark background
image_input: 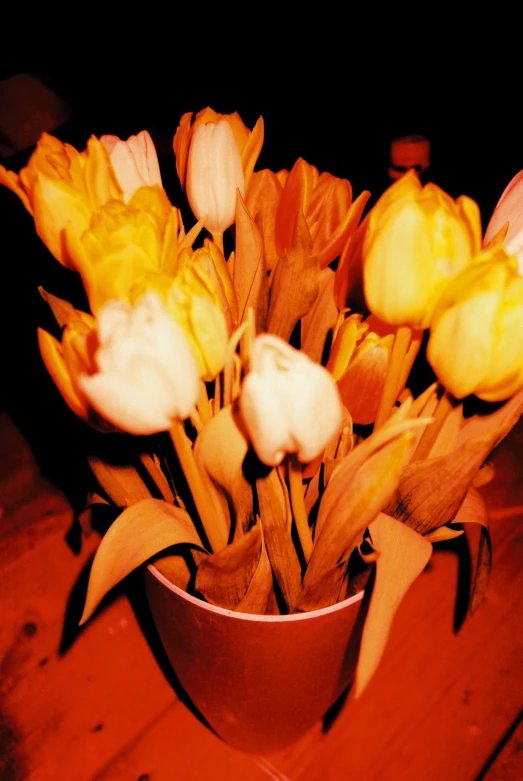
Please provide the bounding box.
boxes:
[0,16,520,495]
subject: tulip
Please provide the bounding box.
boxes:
[38,309,99,422]
[129,268,229,382]
[245,168,287,270]
[240,334,343,466]
[0,132,122,268]
[186,119,245,233]
[101,130,162,202]
[272,158,370,269]
[427,247,523,401]
[79,293,200,435]
[174,107,264,192]
[65,186,183,314]
[177,240,238,332]
[327,315,393,425]
[363,170,482,329]
[483,169,523,272]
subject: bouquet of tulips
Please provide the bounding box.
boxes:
[2,108,523,697]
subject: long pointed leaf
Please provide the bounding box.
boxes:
[353,513,432,698]
[297,432,415,611]
[80,498,207,624]
[195,523,264,610]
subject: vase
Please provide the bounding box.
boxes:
[143,563,366,754]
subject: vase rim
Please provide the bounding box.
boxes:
[146,563,364,623]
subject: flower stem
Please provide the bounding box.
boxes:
[212,231,224,255]
[287,454,313,563]
[395,328,424,402]
[169,419,226,552]
[374,325,412,430]
[411,386,455,462]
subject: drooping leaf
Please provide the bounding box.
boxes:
[314,412,431,540]
[301,268,338,363]
[297,432,415,612]
[234,531,276,614]
[80,498,208,624]
[353,513,432,698]
[452,486,491,615]
[78,491,110,537]
[387,432,500,534]
[193,403,253,538]
[87,455,152,507]
[266,210,320,343]
[256,467,302,612]
[458,385,523,451]
[195,523,273,614]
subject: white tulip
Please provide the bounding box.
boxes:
[186,120,245,233]
[80,293,199,435]
[101,130,162,202]
[240,334,343,466]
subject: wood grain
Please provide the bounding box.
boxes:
[0,412,522,780]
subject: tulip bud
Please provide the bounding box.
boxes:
[80,293,200,434]
[240,334,343,466]
[186,120,245,233]
[427,248,523,401]
[363,171,481,329]
[484,169,523,272]
[101,130,162,202]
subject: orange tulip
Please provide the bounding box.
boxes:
[327,314,393,425]
[252,158,369,270]
[0,132,122,268]
[38,309,99,422]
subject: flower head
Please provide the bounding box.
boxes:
[484,169,523,272]
[0,132,122,267]
[186,119,245,233]
[101,130,162,202]
[79,293,200,434]
[363,171,481,328]
[240,334,343,466]
[427,247,523,401]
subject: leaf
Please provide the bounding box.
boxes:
[297,432,415,611]
[139,452,175,504]
[353,513,433,698]
[80,498,208,624]
[452,486,491,614]
[38,286,80,328]
[87,455,153,507]
[300,268,338,364]
[78,491,110,537]
[266,209,320,343]
[234,532,275,614]
[195,523,272,613]
[387,432,500,534]
[233,191,266,328]
[314,412,431,540]
[424,525,464,543]
[256,467,302,612]
[459,385,523,451]
[193,403,253,538]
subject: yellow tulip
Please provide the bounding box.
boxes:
[65,186,186,314]
[363,170,481,328]
[129,268,228,381]
[177,239,238,332]
[173,107,264,192]
[0,132,122,268]
[427,247,523,401]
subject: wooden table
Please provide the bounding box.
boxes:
[0,411,522,781]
